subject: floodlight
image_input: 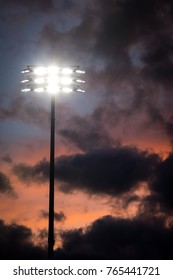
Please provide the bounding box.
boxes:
[47,85,60,94]
[62,87,73,93]
[21,79,29,83]
[75,69,85,74]
[21,88,31,92]
[34,67,47,76]
[76,79,85,83]
[61,67,73,75]
[34,77,45,84]
[47,76,59,84]
[60,77,73,85]
[47,66,59,75]
[77,88,85,93]
[34,87,44,92]
[21,69,30,74]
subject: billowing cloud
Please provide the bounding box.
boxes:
[12,146,160,195]
[12,145,173,211]
[55,215,173,260]
[56,147,159,196]
[150,154,173,209]
[0,220,46,260]
[1,214,173,260]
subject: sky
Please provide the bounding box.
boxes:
[1,0,173,260]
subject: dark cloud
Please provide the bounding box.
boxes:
[0,219,46,259]
[12,158,49,184]
[11,146,173,214]
[94,0,173,53]
[145,104,173,146]
[55,215,173,259]
[41,210,66,222]
[1,214,173,260]
[150,154,173,209]
[36,228,48,248]
[56,147,159,196]
[0,171,16,197]
[34,0,173,148]
[143,36,173,87]
[12,145,173,210]
[12,146,160,196]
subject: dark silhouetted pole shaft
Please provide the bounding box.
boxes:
[48,95,55,259]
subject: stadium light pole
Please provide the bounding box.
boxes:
[21,65,85,259]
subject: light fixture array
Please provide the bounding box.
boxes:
[21,66,85,94]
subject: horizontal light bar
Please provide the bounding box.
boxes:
[75,69,85,74]
[21,69,30,74]
[76,79,85,83]
[21,88,31,92]
[76,88,85,93]
[22,66,85,76]
[21,79,29,83]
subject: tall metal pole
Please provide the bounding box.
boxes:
[48,94,55,260]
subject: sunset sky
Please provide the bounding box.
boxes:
[1,0,173,259]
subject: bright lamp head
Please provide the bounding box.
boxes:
[21,65,85,94]
[62,87,73,93]
[34,67,47,76]
[34,77,45,84]
[34,87,44,92]
[61,68,73,75]
[21,88,31,92]
[60,77,73,85]
[47,85,60,94]
[47,66,59,75]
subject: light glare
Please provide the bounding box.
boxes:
[21,65,85,94]
[61,68,73,75]
[34,87,44,92]
[75,69,85,74]
[76,79,85,83]
[47,85,60,94]
[47,66,59,75]
[62,87,73,93]
[34,67,47,76]
[21,69,30,74]
[21,88,31,92]
[47,76,59,84]
[60,77,73,85]
[77,88,85,93]
[21,79,29,83]
[34,77,45,84]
